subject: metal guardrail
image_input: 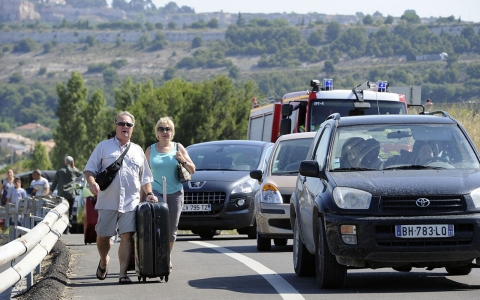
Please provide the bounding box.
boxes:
[0,196,69,298]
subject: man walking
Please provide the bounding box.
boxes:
[84,111,157,284]
[50,156,82,231]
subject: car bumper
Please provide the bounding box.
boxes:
[256,202,292,238]
[178,209,255,230]
[324,213,480,268]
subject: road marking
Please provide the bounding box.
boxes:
[191,241,305,300]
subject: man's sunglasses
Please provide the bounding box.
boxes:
[116,122,134,128]
[157,126,172,132]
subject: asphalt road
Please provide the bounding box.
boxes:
[26,232,480,300]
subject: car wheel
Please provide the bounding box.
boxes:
[293,217,315,276]
[445,266,472,275]
[274,238,287,246]
[257,234,271,251]
[315,217,347,289]
[198,230,216,239]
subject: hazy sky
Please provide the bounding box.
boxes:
[146,0,480,23]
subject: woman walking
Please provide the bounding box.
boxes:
[145,116,195,272]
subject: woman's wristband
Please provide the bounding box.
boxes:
[146,192,154,196]
[182,161,187,166]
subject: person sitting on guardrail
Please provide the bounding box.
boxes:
[5,177,27,226]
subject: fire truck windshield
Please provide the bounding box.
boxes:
[310,99,407,131]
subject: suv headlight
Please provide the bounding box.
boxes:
[470,187,480,208]
[231,178,256,194]
[260,183,282,204]
[333,187,371,209]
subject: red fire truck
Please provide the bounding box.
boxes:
[247,79,408,142]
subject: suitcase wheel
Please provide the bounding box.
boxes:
[143,277,146,283]
[160,276,164,281]
[165,275,168,282]
[138,276,141,282]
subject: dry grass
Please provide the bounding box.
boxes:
[420,103,480,150]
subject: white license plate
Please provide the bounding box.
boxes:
[395,224,454,238]
[182,204,211,212]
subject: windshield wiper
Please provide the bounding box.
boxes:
[383,165,446,170]
[332,167,374,172]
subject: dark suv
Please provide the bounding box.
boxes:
[180,140,273,239]
[290,112,480,289]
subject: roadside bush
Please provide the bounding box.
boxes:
[38,67,47,75]
[192,36,203,48]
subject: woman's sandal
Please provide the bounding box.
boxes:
[119,276,132,284]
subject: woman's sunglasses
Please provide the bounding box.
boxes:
[116,122,134,128]
[157,126,172,132]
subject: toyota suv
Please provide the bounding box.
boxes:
[291,112,480,289]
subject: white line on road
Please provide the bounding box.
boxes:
[190,241,305,300]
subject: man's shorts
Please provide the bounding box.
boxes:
[95,209,136,237]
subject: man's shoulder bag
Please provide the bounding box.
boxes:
[95,143,131,191]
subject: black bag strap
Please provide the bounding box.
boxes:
[116,143,131,163]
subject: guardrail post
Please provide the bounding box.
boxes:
[0,286,13,299]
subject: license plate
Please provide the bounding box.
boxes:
[395,224,454,238]
[182,204,211,212]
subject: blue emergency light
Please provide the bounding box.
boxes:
[377,81,387,92]
[323,79,333,91]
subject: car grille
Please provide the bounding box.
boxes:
[380,195,466,213]
[183,192,226,215]
[281,194,291,204]
[375,223,474,247]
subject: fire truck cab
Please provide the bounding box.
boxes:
[247,79,407,142]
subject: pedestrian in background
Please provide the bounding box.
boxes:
[29,169,50,196]
[145,116,195,273]
[5,177,27,226]
[0,169,15,205]
[50,156,82,231]
[84,111,157,284]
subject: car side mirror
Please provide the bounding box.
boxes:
[299,160,320,177]
[250,170,263,184]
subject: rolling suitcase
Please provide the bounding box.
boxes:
[135,176,170,282]
[84,195,98,244]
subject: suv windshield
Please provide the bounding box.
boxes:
[330,123,479,171]
[189,144,263,171]
[310,99,406,130]
[271,138,313,175]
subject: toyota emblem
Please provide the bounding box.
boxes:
[416,198,430,207]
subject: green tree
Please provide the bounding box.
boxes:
[82,89,110,154]
[51,72,88,169]
[31,142,53,170]
[325,21,341,42]
[163,67,176,81]
[13,38,37,53]
[362,15,374,25]
[236,13,246,27]
[400,10,421,24]
[9,72,23,83]
[307,28,324,46]
[114,77,140,111]
[103,67,119,86]
[192,36,203,48]
[323,60,335,75]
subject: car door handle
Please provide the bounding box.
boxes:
[302,176,307,184]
